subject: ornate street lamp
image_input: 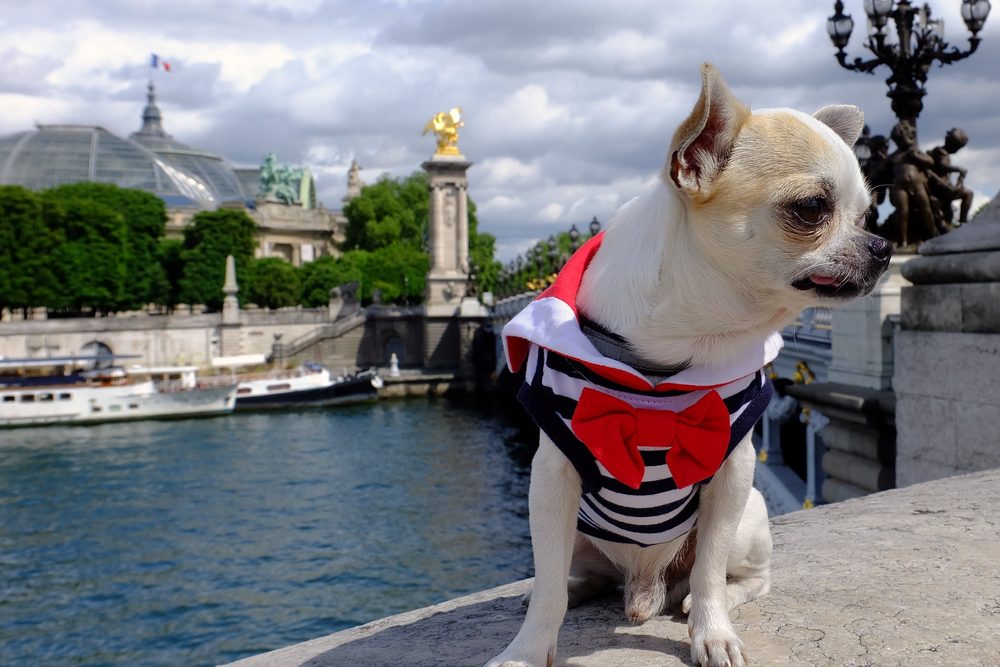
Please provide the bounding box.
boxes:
[827,0,991,124]
[568,223,580,252]
[589,216,601,237]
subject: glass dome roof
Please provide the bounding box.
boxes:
[0,83,247,209]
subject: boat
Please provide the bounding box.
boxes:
[0,357,237,428]
[210,355,383,411]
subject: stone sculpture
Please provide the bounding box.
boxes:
[260,153,304,205]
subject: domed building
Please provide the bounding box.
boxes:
[0,83,351,266]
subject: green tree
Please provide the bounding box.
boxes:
[44,183,166,309]
[49,198,129,314]
[152,238,184,311]
[0,186,63,314]
[467,200,501,296]
[342,172,429,251]
[299,255,364,307]
[245,257,302,309]
[179,209,257,310]
[357,244,428,304]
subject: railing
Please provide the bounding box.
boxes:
[270,311,366,362]
[492,217,603,300]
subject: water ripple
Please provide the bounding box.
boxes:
[0,397,534,666]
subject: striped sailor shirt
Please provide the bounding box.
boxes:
[502,233,780,547]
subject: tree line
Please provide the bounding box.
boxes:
[0,171,500,316]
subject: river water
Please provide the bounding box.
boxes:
[0,397,536,666]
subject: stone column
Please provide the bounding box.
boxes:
[457,183,469,273]
[894,196,1000,485]
[422,155,476,370]
[827,255,910,389]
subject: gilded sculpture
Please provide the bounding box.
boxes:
[422,107,464,156]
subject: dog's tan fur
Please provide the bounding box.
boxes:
[486,63,890,667]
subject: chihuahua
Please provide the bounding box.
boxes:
[489,63,891,667]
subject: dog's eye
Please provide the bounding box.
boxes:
[790,197,828,225]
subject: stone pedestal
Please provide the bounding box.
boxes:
[219,254,243,356]
[422,155,472,318]
[894,195,1000,486]
[827,254,910,390]
[422,155,473,369]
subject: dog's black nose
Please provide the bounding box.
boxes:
[867,236,892,262]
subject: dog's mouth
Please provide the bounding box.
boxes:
[791,273,866,299]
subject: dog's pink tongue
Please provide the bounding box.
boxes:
[809,274,839,286]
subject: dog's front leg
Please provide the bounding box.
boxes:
[485,434,581,667]
[687,434,755,667]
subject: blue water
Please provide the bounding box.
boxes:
[0,398,535,666]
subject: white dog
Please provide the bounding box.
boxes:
[488,63,891,667]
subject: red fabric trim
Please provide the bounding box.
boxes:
[505,231,752,391]
[536,232,604,312]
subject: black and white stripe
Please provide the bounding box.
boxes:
[518,344,771,547]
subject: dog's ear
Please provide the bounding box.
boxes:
[813,105,865,147]
[668,63,750,197]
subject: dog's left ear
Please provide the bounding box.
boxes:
[813,105,865,147]
[668,63,750,198]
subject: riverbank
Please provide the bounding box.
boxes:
[226,468,1000,667]
[377,369,471,398]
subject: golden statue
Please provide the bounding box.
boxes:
[423,107,464,156]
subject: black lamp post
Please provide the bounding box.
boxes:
[828,0,991,125]
[589,216,601,237]
[568,224,580,253]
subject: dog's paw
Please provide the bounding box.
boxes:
[483,649,554,667]
[689,625,748,667]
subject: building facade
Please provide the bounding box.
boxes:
[0,83,352,267]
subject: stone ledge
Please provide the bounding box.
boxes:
[224,469,1000,667]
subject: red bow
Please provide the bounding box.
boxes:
[570,387,732,490]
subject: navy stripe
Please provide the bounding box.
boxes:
[528,373,579,420]
[589,488,692,517]
[544,352,691,398]
[597,472,679,495]
[726,375,772,451]
[518,351,603,493]
[580,490,700,536]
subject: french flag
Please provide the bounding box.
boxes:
[150,54,171,72]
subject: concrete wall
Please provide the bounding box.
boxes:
[0,308,333,368]
[895,329,1000,484]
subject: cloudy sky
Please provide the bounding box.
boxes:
[2,0,999,260]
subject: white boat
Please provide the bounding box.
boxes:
[210,355,383,411]
[0,358,236,428]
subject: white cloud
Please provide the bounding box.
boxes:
[0,0,998,261]
[536,202,565,222]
